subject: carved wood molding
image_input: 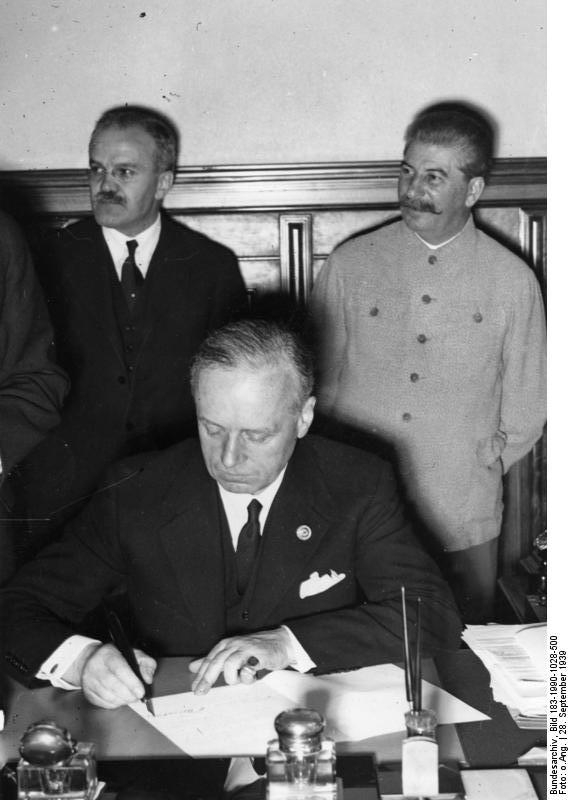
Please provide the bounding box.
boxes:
[0,158,546,216]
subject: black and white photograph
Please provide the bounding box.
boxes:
[0,2,552,798]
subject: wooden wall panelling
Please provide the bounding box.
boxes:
[171,212,283,298]
[0,158,546,215]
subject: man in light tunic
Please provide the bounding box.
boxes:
[309,105,546,621]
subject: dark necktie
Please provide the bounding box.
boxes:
[121,239,144,313]
[235,499,262,594]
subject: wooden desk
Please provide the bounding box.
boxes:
[1,652,547,798]
[0,659,463,767]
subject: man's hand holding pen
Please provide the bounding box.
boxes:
[63,643,156,710]
[189,628,293,695]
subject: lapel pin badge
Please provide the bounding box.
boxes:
[296,525,312,542]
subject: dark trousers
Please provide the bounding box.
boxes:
[444,537,499,624]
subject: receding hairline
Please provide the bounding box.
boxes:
[191,356,312,409]
[89,123,163,163]
[89,108,178,172]
[189,318,315,412]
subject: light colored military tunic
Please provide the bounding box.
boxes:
[310,217,546,551]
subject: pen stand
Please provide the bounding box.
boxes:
[16,720,97,799]
[401,709,439,798]
[266,708,337,800]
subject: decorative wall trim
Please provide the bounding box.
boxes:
[519,207,547,292]
[0,158,546,217]
[279,214,313,306]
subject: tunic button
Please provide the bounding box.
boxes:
[127,364,134,372]
[421,294,432,304]
[428,255,437,265]
[417,333,427,344]
[117,376,126,385]
[369,306,379,317]
[473,312,483,323]
[410,373,419,383]
[402,412,412,422]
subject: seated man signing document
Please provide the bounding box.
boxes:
[2,319,461,708]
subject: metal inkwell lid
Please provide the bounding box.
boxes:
[274,708,325,756]
[19,720,76,766]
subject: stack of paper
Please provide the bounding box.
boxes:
[462,623,547,729]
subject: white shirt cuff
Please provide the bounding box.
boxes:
[281,626,316,673]
[37,635,101,689]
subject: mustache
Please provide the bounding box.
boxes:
[94,192,125,205]
[400,199,442,215]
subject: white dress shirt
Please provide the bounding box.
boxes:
[102,215,161,279]
[217,469,285,547]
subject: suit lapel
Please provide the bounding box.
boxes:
[250,441,335,627]
[157,454,226,633]
[69,225,125,362]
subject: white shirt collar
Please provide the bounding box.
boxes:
[102,215,161,278]
[218,467,287,547]
[414,218,469,250]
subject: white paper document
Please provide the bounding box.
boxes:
[462,623,547,722]
[130,664,488,757]
[460,768,539,800]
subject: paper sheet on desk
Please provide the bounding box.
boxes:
[264,664,489,739]
[130,664,488,757]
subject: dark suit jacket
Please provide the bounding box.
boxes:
[0,211,68,585]
[16,214,247,527]
[2,435,462,685]
[0,211,68,476]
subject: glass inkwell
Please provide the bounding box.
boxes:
[16,720,97,799]
[266,707,337,800]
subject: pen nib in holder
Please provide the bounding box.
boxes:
[402,708,439,798]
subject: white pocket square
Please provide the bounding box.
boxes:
[299,569,346,599]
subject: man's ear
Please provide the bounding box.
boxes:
[156,170,174,200]
[297,396,316,439]
[465,176,485,208]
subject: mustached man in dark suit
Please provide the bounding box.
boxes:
[3,319,461,714]
[14,105,247,549]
